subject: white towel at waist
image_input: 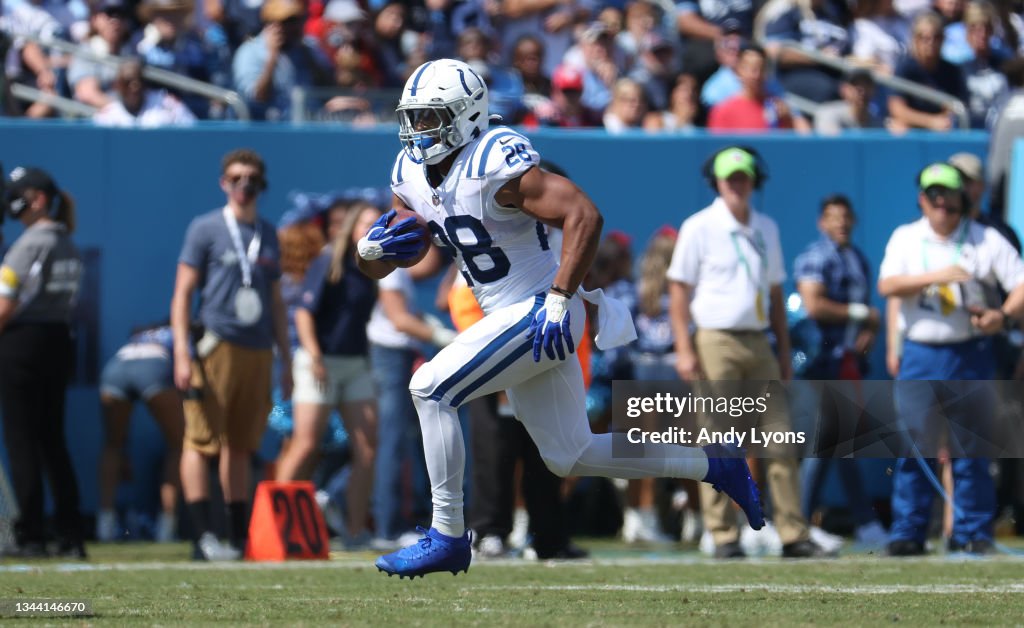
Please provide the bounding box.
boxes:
[578,286,637,350]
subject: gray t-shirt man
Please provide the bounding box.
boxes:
[0,222,82,324]
[813,100,885,135]
[178,208,281,349]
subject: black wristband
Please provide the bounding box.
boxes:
[1002,309,1014,331]
[550,284,574,299]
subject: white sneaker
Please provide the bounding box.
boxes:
[396,529,425,547]
[809,526,845,555]
[475,534,507,559]
[198,532,241,561]
[155,512,176,543]
[679,509,703,544]
[854,521,889,548]
[622,508,673,544]
[508,508,529,549]
[315,490,346,538]
[96,510,119,542]
[370,537,400,552]
[699,529,716,556]
[741,520,782,556]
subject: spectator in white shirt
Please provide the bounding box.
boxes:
[850,0,910,75]
[667,146,824,560]
[878,162,1024,556]
[93,58,195,127]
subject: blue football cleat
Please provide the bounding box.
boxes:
[703,444,765,530]
[375,526,472,579]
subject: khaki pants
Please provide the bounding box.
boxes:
[695,328,809,546]
[184,340,273,455]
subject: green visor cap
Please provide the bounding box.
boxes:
[713,148,757,180]
[919,163,963,191]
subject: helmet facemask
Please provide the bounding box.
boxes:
[398,101,467,165]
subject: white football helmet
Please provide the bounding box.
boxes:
[397,59,489,165]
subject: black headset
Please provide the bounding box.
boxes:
[4,188,60,220]
[0,167,60,220]
[915,163,970,214]
[700,145,770,191]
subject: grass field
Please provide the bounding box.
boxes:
[2,542,1023,625]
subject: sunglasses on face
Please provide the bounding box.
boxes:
[225,174,265,187]
[924,187,959,203]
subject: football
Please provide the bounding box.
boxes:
[391,208,432,268]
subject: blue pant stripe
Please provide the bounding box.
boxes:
[429,295,542,403]
[450,341,532,407]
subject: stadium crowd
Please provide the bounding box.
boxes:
[1,0,1024,134]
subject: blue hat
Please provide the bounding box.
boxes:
[95,0,131,14]
[278,191,339,228]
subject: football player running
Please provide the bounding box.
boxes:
[357,59,764,578]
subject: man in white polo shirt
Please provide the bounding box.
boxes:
[879,162,1024,556]
[667,146,821,559]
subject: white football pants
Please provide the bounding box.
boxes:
[409,293,708,536]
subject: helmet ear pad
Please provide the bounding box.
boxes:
[701,145,769,192]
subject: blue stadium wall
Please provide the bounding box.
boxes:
[0,123,990,518]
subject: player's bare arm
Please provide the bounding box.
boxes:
[495,166,603,293]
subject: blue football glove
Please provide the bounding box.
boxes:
[357,209,423,261]
[527,292,575,362]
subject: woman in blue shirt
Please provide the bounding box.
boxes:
[276,201,380,548]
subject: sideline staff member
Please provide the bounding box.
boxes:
[879,163,1024,556]
[668,147,821,559]
[0,166,85,558]
[171,149,291,561]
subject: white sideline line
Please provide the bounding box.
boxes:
[0,553,1020,574]
[472,584,1024,595]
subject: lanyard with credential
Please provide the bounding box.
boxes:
[920,219,969,270]
[730,230,767,280]
[730,229,769,322]
[222,206,262,288]
[919,219,970,318]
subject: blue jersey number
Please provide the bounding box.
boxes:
[502,143,533,167]
[428,216,511,285]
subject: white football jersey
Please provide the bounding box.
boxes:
[390,126,558,313]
